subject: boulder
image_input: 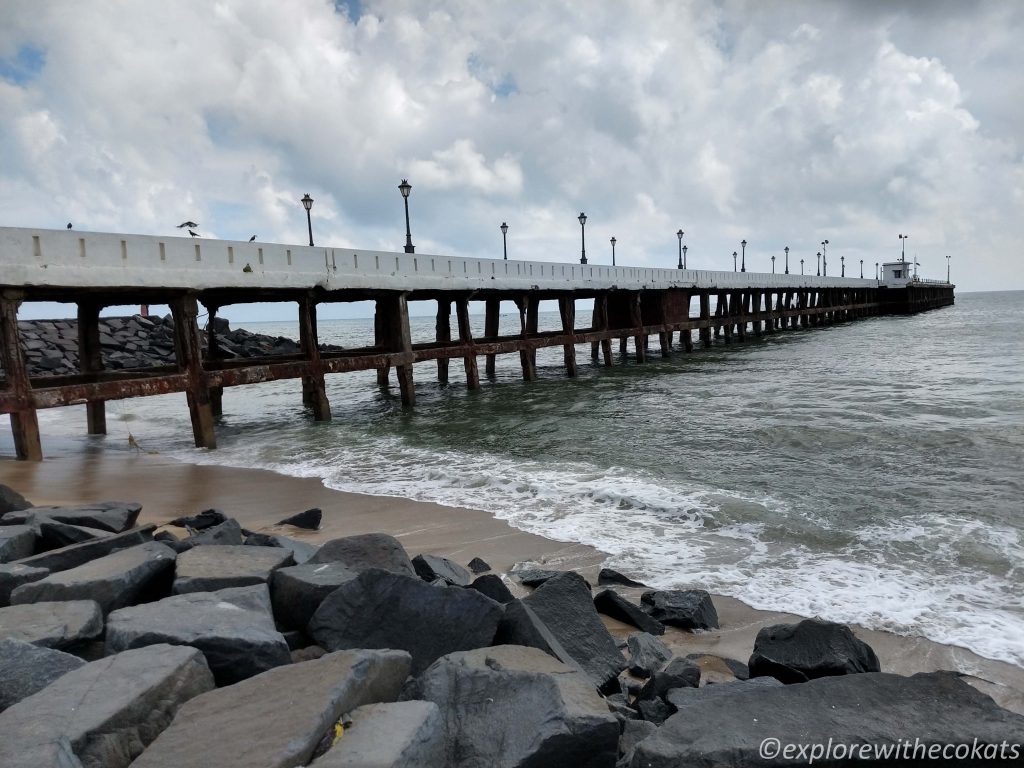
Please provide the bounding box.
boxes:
[664,675,783,709]
[0,638,86,712]
[619,720,658,764]
[0,600,103,649]
[627,632,672,678]
[172,544,292,594]
[637,657,701,702]
[245,532,318,564]
[277,507,322,530]
[130,649,411,768]
[467,556,490,574]
[640,589,719,630]
[106,584,290,685]
[412,553,472,586]
[467,573,515,604]
[631,671,1024,767]
[11,541,175,613]
[515,567,577,588]
[748,617,881,684]
[594,589,665,635]
[187,517,244,545]
[309,568,503,675]
[636,697,675,725]
[0,484,31,514]
[308,533,416,576]
[685,652,749,683]
[37,519,112,550]
[310,701,444,767]
[523,571,626,693]
[11,524,155,573]
[7,501,142,533]
[407,645,619,768]
[0,563,48,607]
[493,598,580,668]
[0,525,35,563]
[0,644,213,768]
[270,561,359,630]
[168,508,228,531]
[598,567,649,588]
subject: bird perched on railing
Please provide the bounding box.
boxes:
[177,221,198,229]
[188,229,200,238]
[66,222,72,229]
[249,235,256,242]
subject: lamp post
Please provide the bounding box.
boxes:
[899,233,908,263]
[841,255,845,277]
[500,222,508,260]
[816,251,821,276]
[682,244,688,269]
[398,179,414,253]
[733,251,737,271]
[821,239,829,276]
[578,212,587,264]
[610,236,617,266]
[801,258,804,275]
[677,230,684,269]
[301,193,314,247]
[860,259,863,278]
[741,239,747,272]
[771,254,776,273]
[947,255,951,283]
[784,246,790,274]
[875,262,879,280]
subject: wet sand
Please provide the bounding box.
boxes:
[2,449,1022,714]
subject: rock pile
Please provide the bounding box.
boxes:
[1,483,1022,767]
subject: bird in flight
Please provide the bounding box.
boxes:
[249,235,257,242]
[188,229,200,238]
[66,223,72,229]
[177,221,198,229]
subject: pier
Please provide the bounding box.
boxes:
[1,227,954,460]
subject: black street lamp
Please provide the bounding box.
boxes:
[801,258,805,275]
[875,262,879,280]
[301,193,314,246]
[399,179,415,253]
[771,254,776,273]
[676,229,684,269]
[784,246,790,275]
[741,239,747,272]
[821,239,829,276]
[946,255,951,283]
[500,222,508,260]
[578,212,587,264]
[860,259,864,278]
[899,233,908,263]
[610,236,617,266]
[841,255,845,277]
[816,251,821,276]
[733,251,737,271]
[682,244,688,269]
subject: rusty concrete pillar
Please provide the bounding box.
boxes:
[203,303,224,418]
[1,291,42,460]
[436,299,451,385]
[77,300,107,434]
[456,296,480,390]
[484,298,500,378]
[170,294,216,449]
[558,296,577,377]
[298,296,331,421]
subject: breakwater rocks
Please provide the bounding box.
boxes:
[1,486,1022,767]
[11,315,342,378]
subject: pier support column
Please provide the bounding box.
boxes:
[699,293,711,348]
[558,296,578,377]
[484,298,500,378]
[456,297,480,390]
[516,296,537,381]
[298,297,331,421]
[595,294,612,366]
[374,303,391,387]
[435,299,451,385]
[630,293,645,363]
[203,303,224,417]
[377,294,416,406]
[170,294,217,449]
[1,291,42,461]
[77,300,107,434]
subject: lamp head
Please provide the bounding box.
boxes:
[301,193,314,211]
[578,212,587,226]
[500,222,508,235]
[398,179,412,199]
[610,236,616,245]
[677,229,683,240]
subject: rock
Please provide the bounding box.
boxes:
[9,501,142,533]
[0,638,86,712]
[0,644,213,768]
[244,532,319,563]
[0,485,31,514]
[309,568,503,675]
[748,617,881,684]
[515,567,577,588]
[0,525,34,563]
[631,671,1024,767]
[467,573,515,604]
[10,541,176,613]
[308,533,416,576]
[637,657,701,702]
[636,697,675,725]
[168,508,228,530]
[106,584,290,685]
[604,691,638,722]
[685,652,749,682]
[522,571,626,693]
[493,598,581,670]
[598,568,649,588]
[619,720,658,764]
[130,649,411,768]
[408,645,619,768]
[310,701,444,767]
[187,517,244,545]
[277,507,322,530]
[627,632,672,677]
[270,561,359,630]
[0,600,103,649]
[467,556,490,574]
[11,524,155,573]
[640,589,719,630]
[0,563,48,607]
[594,589,666,636]
[412,553,472,586]
[172,544,292,594]
[664,675,783,709]
[37,519,112,550]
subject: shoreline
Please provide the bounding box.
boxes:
[2,448,1023,714]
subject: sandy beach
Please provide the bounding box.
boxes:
[2,448,1023,714]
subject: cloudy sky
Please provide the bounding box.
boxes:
[1,0,1022,319]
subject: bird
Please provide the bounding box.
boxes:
[188,229,200,238]
[177,221,198,229]
[66,222,72,229]
[249,235,256,242]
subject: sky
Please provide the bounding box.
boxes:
[1,0,1022,321]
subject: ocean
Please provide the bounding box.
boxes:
[17,290,1024,667]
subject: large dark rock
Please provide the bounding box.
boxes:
[308,533,416,576]
[277,507,322,530]
[309,568,503,675]
[10,541,176,613]
[632,671,1024,767]
[619,720,658,765]
[640,589,719,630]
[407,645,619,768]
[0,644,213,768]
[685,652,749,682]
[627,632,672,678]
[637,657,701,702]
[6,501,142,533]
[412,553,472,586]
[0,525,35,564]
[0,563,48,607]
[515,567,578,588]
[187,517,244,545]
[10,524,155,573]
[0,485,31,514]
[748,617,881,684]
[311,701,444,767]
[467,573,515,604]
[467,556,490,574]
[594,589,665,635]
[522,571,626,693]
[172,544,292,594]
[493,598,579,671]
[664,675,783,709]
[106,584,290,685]
[598,568,648,588]
[168,508,228,531]
[130,649,411,768]
[0,638,86,712]
[37,519,112,550]
[270,561,359,630]
[0,600,103,649]
[245,532,318,564]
